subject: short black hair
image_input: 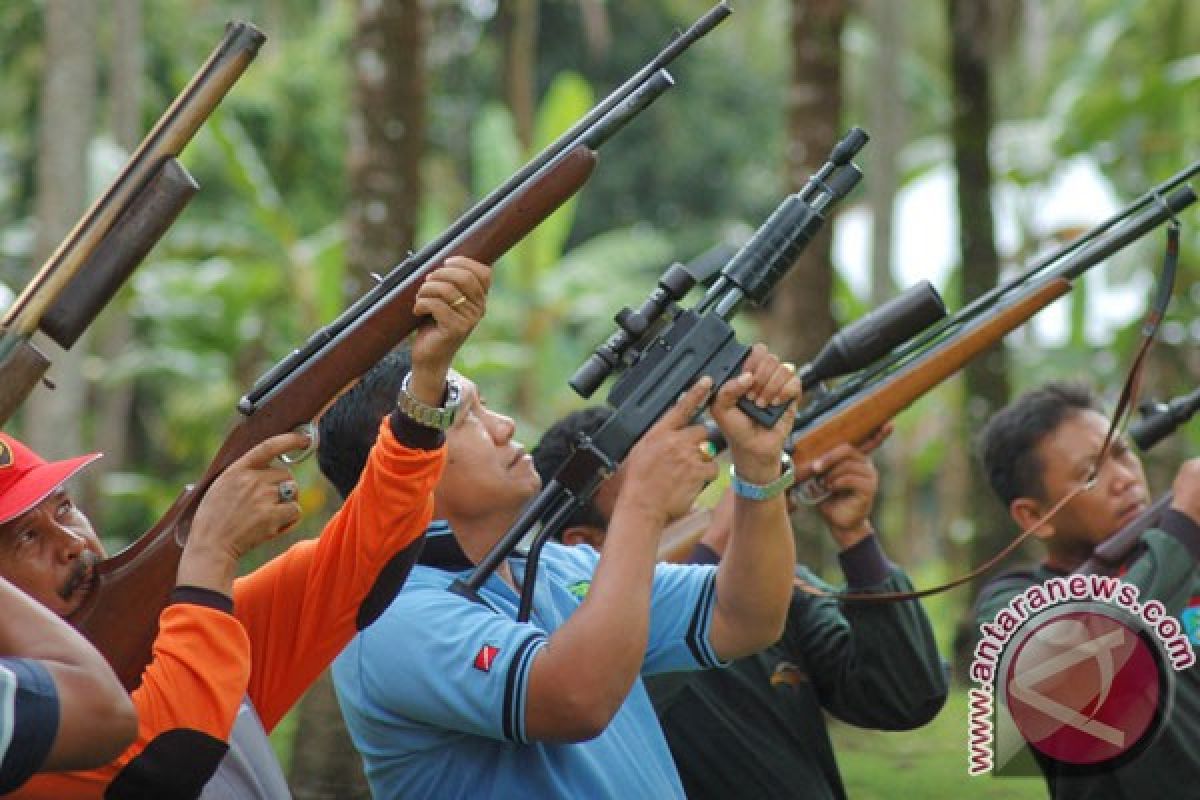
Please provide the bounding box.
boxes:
[532,406,613,536]
[977,381,1101,506]
[318,349,411,499]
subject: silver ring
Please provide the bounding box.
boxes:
[277,480,298,504]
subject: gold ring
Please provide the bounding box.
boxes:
[698,441,717,462]
[450,295,468,308]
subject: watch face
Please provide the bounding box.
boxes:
[444,380,461,409]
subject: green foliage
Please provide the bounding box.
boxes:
[830,687,1045,799]
[458,71,677,429]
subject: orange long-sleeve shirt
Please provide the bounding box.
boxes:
[15,418,443,799]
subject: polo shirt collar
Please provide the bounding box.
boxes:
[417,520,474,571]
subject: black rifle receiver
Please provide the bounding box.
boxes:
[455,128,870,620]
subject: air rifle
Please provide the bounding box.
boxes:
[455,127,870,622]
[656,278,948,560]
[785,168,1196,475]
[69,3,733,690]
[0,22,266,425]
[659,162,1198,564]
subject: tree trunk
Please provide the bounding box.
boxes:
[25,0,98,469]
[497,0,541,420]
[341,0,426,301]
[499,0,538,151]
[862,0,908,560]
[91,0,142,525]
[288,2,427,797]
[864,0,902,308]
[773,0,846,570]
[947,0,1012,681]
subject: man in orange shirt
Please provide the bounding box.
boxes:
[1,256,491,799]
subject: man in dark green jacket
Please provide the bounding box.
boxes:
[534,408,948,800]
[973,382,1200,798]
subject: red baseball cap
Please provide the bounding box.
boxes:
[0,433,101,525]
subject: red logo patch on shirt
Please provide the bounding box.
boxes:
[474,644,500,672]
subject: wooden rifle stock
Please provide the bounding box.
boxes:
[658,509,716,563]
[0,22,265,425]
[789,278,1071,466]
[72,2,733,687]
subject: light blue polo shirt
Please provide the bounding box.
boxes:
[332,521,725,799]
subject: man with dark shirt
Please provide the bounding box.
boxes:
[974,382,1200,798]
[534,407,948,800]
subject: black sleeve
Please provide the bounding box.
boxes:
[782,536,949,730]
[0,657,59,794]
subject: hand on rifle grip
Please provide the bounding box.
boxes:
[735,396,790,428]
[789,423,893,509]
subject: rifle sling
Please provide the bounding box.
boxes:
[811,218,1180,603]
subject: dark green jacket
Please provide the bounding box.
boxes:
[973,510,1200,799]
[647,534,948,800]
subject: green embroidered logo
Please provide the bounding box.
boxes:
[567,580,591,600]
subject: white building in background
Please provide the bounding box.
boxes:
[832,154,1161,347]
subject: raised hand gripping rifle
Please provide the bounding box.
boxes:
[453,128,870,622]
[0,22,266,425]
[69,3,732,690]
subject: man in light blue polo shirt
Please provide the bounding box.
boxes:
[320,344,801,798]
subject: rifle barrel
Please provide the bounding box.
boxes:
[796,184,1198,429]
[848,162,1200,396]
[239,16,721,411]
[1,22,265,338]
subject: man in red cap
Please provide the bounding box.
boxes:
[0,435,138,792]
[0,436,111,616]
[1,256,492,799]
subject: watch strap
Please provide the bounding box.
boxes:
[729,452,795,501]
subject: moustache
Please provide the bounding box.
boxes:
[58,550,99,601]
